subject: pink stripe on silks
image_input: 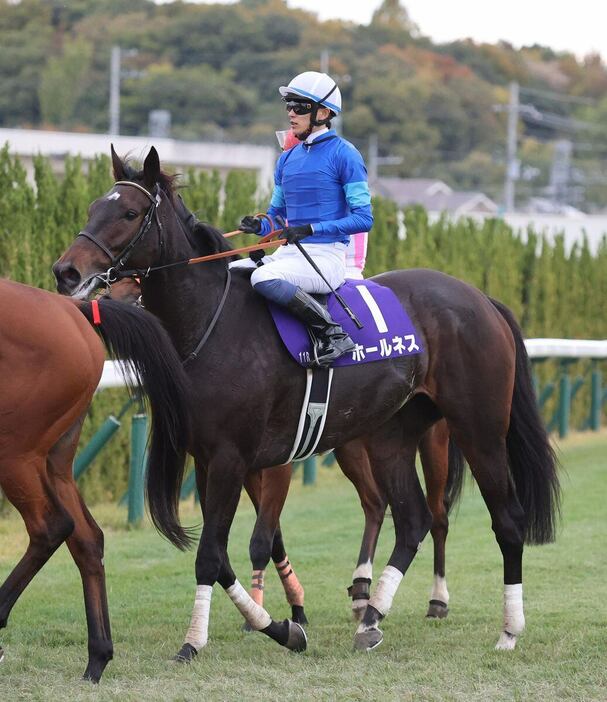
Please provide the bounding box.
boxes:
[346,232,368,274]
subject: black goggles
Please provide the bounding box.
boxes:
[284,100,315,115]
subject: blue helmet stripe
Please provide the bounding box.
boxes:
[288,86,341,113]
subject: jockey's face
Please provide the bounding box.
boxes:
[287,104,330,139]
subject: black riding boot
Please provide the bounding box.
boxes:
[287,288,356,367]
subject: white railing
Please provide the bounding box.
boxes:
[98,339,607,390]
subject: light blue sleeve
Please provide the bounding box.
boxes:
[313,144,373,237]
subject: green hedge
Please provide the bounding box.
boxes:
[0,149,605,502]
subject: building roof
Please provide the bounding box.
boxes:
[0,127,277,185]
[372,177,498,216]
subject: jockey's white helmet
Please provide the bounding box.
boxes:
[279,71,342,114]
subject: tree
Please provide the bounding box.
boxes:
[38,39,93,127]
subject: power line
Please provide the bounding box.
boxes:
[519,86,597,106]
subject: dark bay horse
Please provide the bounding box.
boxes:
[106,248,465,625]
[0,278,191,682]
[54,146,559,658]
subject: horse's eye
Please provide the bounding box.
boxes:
[125,210,138,220]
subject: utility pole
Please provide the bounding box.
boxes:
[368,134,403,183]
[503,81,520,212]
[109,46,121,135]
[320,49,329,74]
[109,46,140,135]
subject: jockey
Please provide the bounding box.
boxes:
[276,128,369,281]
[231,71,373,367]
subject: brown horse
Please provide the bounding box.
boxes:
[0,278,191,682]
[106,264,465,624]
[54,147,559,660]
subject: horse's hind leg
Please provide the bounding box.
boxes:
[335,439,387,621]
[0,456,75,656]
[354,401,435,652]
[47,418,113,683]
[449,425,526,650]
[419,420,450,619]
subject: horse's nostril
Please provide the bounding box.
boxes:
[53,262,82,293]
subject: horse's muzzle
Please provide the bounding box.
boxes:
[53,260,82,295]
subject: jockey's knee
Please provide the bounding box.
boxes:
[252,277,297,304]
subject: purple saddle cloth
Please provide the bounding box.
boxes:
[268,279,423,367]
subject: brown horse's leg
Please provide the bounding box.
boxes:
[46,418,113,683]
[419,420,450,619]
[335,439,387,621]
[243,465,307,628]
[0,457,75,653]
[354,400,435,652]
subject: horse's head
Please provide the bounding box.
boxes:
[98,276,143,306]
[53,145,173,298]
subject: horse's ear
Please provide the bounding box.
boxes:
[110,144,126,181]
[143,146,160,190]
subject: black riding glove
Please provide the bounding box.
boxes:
[280,224,313,244]
[239,215,262,234]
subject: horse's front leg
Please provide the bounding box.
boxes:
[174,455,306,662]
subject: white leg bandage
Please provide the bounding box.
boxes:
[184,585,212,650]
[367,565,403,617]
[496,583,525,650]
[352,560,373,581]
[430,575,449,604]
[503,583,525,634]
[226,580,272,631]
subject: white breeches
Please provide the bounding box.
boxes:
[230,241,347,294]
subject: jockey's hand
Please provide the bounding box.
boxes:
[280,224,313,244]
[238,215,262,234]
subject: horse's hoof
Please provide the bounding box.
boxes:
[495,631,518,651]
[0,646,4,663]
[173,642,198,663]
[351,602,367,622]
[353,626,383,652]
[284,620,307,653]
[291,605,309,627]
[426,600,449,619]
[242,620,254,633]
[81,671,101,684]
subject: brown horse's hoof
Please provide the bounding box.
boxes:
[173,642,198,663]
[426,600,449,619]
[284,620,307,653]
[353,626,383,651]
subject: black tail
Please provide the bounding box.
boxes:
[78,298,193,550]
[444,436,466,515]
[489,298,561,544]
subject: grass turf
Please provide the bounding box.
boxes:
[0,432,605,701]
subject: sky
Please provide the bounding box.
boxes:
[190,1,607,59]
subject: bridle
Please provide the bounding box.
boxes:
[77,181,163,286]
[78,179,236,365]
[74,179,286,363]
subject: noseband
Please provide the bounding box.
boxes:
[77,181,163,285]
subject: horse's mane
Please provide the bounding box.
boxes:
[122,160,234,257]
